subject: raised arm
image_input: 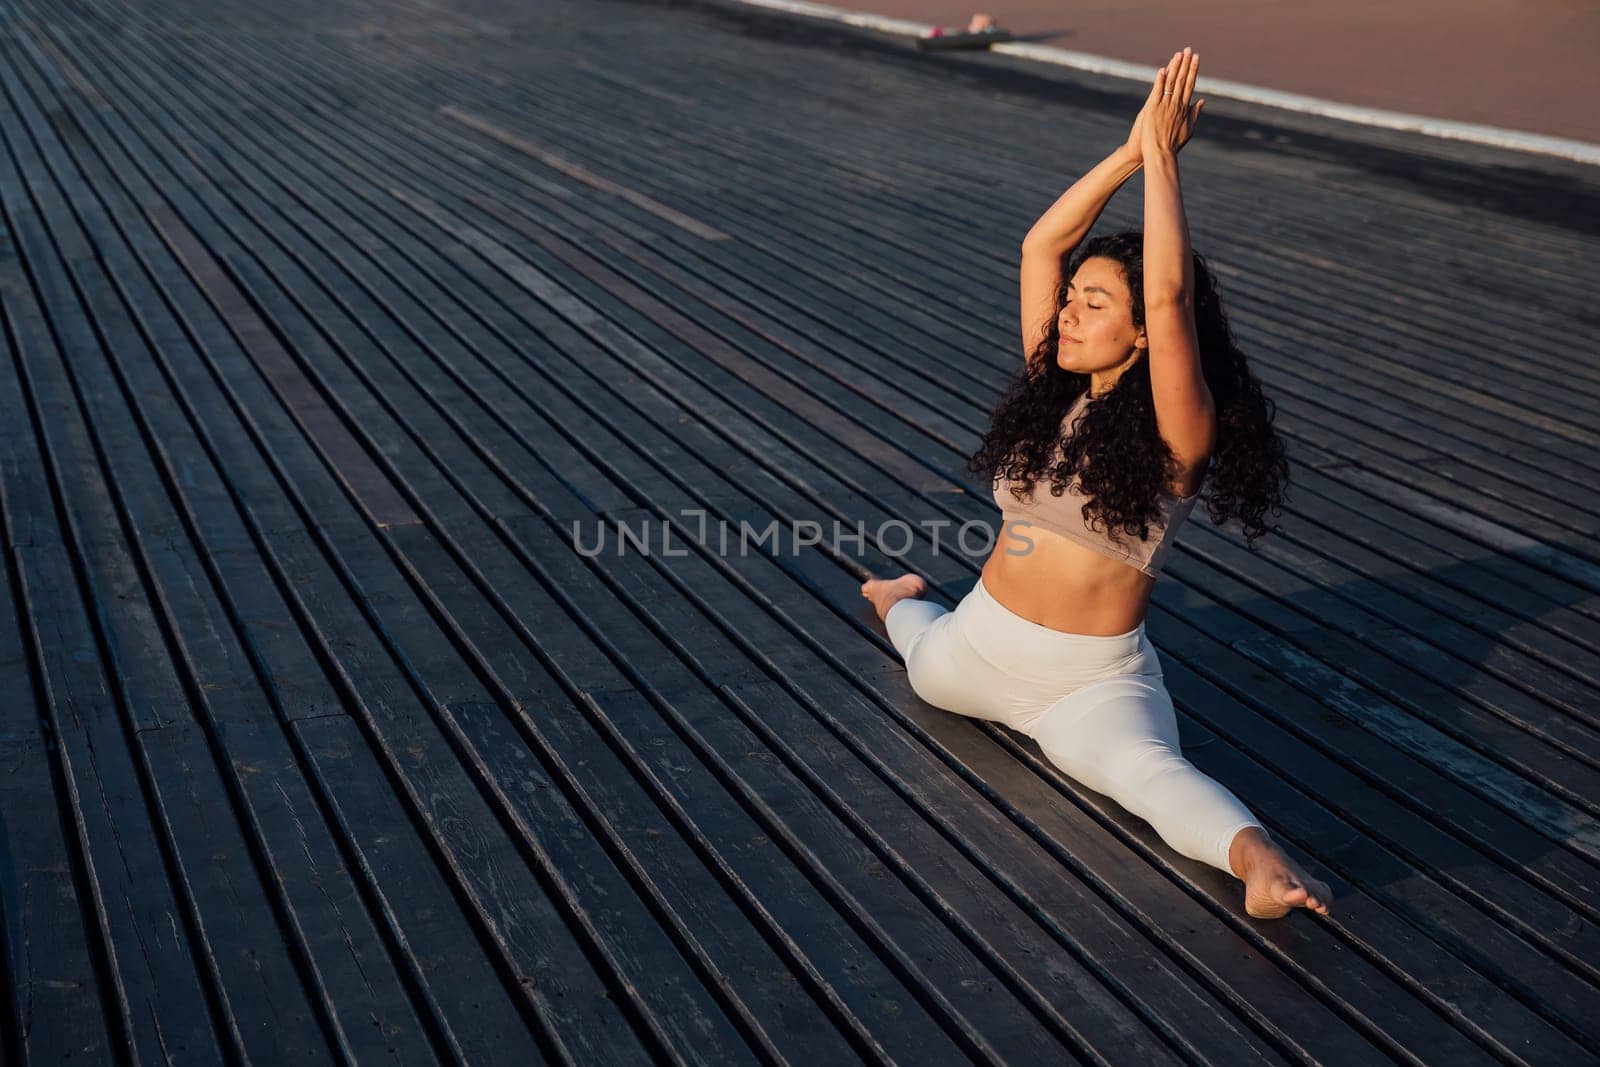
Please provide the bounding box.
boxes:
[1140,48,1214,483]
[1019,146,1143,366]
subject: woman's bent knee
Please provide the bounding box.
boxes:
[885,597,947,662]
[902,622,1022,725]
[905,635,976,714]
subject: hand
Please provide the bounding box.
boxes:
[1128,47,1205,160]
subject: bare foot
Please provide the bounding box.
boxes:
[860,573,928,622]
[1229,827,1333,919]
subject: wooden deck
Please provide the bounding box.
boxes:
[1,0,1598,1061]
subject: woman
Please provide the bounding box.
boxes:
[862,48,1331,919]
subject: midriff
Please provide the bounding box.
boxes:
[980,523,1155,636]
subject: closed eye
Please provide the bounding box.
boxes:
[1063,286,1105,310]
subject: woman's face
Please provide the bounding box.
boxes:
[1055,256,1146,375]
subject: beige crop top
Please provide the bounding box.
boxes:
[991,392,1201,578]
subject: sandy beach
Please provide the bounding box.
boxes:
[836,0,1600,145]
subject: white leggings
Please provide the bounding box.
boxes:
[885,576,1263,874]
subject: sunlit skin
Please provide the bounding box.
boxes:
[865,47,1331,919]
[1055,257,1151,400]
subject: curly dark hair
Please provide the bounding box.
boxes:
[967,229,1290,548]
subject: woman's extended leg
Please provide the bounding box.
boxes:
[1031,675,1259,870]
[1029,674,1331,917]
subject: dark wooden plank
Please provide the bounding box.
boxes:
[12,540,225,1061]
[236,27,1600,1062]
[121,20,1600,1055]
[0,32,600,1065]
[31,29,1203,1055]
[121,133,1055,1058]
[0,522,119,1063]
[288,16,1600,591]
[100,51,1465,1062]
[305,70,1600,1062]
[356,21,1600,463]
[0,122,234,1065]
[454,35,1600,550]
[39,64,758,1065]
[1173,709,1600,1055]
[638,44,1600,426]
[1284,465,1600,643]
[1162,645,1600,977]
[1176,524,1600,789]
[84,51,1248,1062]
[371,66,1600,684]
[1,0,1596,1062]
[225,3,1600,531]
[0,42,482,1062]
[0,110,352,1061]
[0,47,563,1066]
[31,43,1043,1062]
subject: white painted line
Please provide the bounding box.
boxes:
[725,0,1600,167]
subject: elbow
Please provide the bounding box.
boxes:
[1023,233,1076,258]
[1145,288,1193,311]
